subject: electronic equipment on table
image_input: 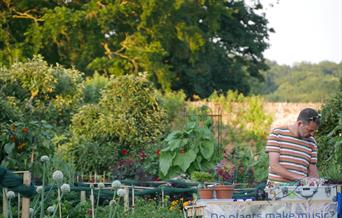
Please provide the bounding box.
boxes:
[265,178,337,201]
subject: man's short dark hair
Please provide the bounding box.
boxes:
[297,108,320,125]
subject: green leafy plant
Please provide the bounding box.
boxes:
[159,106,220,179]
[316,81,342,183]
[190,171,215,186]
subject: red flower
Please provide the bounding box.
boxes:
[121,149,128,156]
[155,149,160,156]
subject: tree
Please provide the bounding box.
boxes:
[1,0,272,97]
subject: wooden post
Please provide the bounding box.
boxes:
[124,187,129,212]
[21,171,31,218]
[18,193,21,218]
[90,188,95,218]
[80,191,86,202]
[3,188,8,218]
[132,186,135,212]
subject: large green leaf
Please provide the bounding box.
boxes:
[174,150,197,172]
[165,131,182,142]
[159,151,176,176]
[200,140,214,160]
[4,143,15,155]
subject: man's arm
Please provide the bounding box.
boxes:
[269,152,305,181]
[308,164,319,178]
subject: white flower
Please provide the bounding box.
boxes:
[60,183,70,193]
[98,182,105,189]
[52,170,64,182]
[6,191,15,199]
[109,199,116,206]
[47,206,55,214]
[29,208,34,215]
[111,180,121,188]
[117,188,126,197]
[40,155,50,163]
[36,186,43,194]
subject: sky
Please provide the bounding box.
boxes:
[261,0,342,66]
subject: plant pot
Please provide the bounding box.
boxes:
[214,185,234,199]
[198,188,213,199]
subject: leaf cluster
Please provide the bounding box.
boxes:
[159,107,220,179]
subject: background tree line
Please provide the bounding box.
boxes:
[252,60,342,102]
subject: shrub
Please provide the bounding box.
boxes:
[316,79,342,182]
[70,73,167,174]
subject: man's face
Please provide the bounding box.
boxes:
[298,121,318,139]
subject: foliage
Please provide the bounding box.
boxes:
[0,120,54,171]
[0,56,83,171]
[159,106,220,179]
[0,0,272,98]
[208,90,273,139]
[316,79,342,182]
[215,159,236,183]
[253,60,342,102]
[82,73,109,104]
[190,171,215,183]
[70,73,167,174]
[157,90,187,130]
[206,91,272,184]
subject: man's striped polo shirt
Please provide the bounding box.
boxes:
[265,126,318,183]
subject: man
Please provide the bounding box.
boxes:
[266,108,320,184]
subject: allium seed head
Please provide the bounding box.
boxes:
[6,191,15,199]
[36,186,43,194]
[111,180,121,188]
[52,170,64,182]
[40,155,50,163]
[98,182,105,189]
[61,183,71,193]
[47,206,55,214]
[117,188,126,197]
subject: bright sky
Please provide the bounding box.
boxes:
[262,0,342,65]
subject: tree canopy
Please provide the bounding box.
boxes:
[0,0,272,97]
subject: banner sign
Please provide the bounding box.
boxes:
[197,200,338,218]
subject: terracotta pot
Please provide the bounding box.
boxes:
[198,188,213,199]
[214,185,234,199]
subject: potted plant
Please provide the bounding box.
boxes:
[214,159,235,199]
[191,171,215,199]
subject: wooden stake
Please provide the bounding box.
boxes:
[124,187,129,212]
[21,172,30,218]
[90,188,95,218]
[3,188,8,218]
[80,191,86,202]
